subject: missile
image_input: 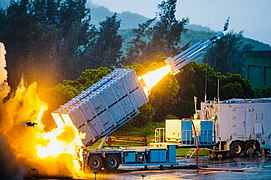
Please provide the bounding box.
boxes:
[165,30,228,75]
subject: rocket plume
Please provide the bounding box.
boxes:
[0,42,10,99]
[139,65,171,95]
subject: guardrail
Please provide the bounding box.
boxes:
[106,133,147,147]
[154,128,215,147]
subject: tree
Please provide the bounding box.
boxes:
[219,73,255,99]
[124,0,189,65]
[255,86,271,98]
[122,18,155,65]
[0,0,92,89]
[203,31,253,74]
[89,13,122,68]
[55,67,112,104]
[142,0,189,61]
[174,62,255,118]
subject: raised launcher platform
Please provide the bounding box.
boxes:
[51,68,149,146]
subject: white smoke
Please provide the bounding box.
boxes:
[0,42,10,99]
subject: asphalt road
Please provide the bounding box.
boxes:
[81,156,271,180]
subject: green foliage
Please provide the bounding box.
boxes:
[129,122,164,136]
[55,67,112,103]
[127,103,155,128]
[0,0,92,88]
[165,114,178,119]
[0,0,261,130]
[122,18,155,65]
[123,0,188,65]
[149,73,179,122]
[174,62,255,118]
[89,13,122,68]
[255,86,271,98]
[124,63,144,74]
[203,31,253,74]
[77,67,112,89]
[219,73,255,99]
[150,0,189,56]
[0,1,124,89]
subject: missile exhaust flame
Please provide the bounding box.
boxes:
[138,65,171,95]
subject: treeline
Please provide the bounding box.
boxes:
[0,0,250,86]
[0,0,123,88]
[0,0,269,128]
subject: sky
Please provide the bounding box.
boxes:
[91,0,271,45]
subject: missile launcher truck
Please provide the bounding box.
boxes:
[51,31,228,171]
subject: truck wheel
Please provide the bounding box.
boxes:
[230,141,244,157]
[104,155,120,171]
[88,155,103,171]
[245,141,260,156]
[208,153,214,160]
[217,154,223,160]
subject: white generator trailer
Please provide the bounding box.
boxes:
[199,98,271,158]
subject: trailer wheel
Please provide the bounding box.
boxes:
[230,141,244,157]
[208,153,214,160]
[217,154,223,160]
[104,155,120,171]
[245,141,260,156]
[88,155,103,171]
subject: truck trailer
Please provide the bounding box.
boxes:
[153,98,271,159]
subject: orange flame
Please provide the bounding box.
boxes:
[0,79,85,177]
[139,65,171,95]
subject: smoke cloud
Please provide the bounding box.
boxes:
[0,42,10,99]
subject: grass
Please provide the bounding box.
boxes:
[176,148,210,157]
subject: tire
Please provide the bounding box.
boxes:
[104,155,120,171]
[88,155,103,171]
[230,141,244,157]
[208,153,214,160]
[217,154,223,160]
[245,141,260,156]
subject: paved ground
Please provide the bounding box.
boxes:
[82,156,271,180]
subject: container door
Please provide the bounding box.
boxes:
[232,107,246,136]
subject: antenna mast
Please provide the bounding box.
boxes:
[204,72,207,102]
[217,79,220,103]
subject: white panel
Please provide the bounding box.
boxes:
[232,108,246,136]
[100,85,117,107]
[254,122,263,135]
[165,119,181,140]
[88,119,103,138]
[121,70,139,92]
[110,78,127,100]
[97,111,114,131]
[51,112,65,128]
[109,104,125,123]
[79,125,93,145]
[87,94,106,114]
[51,68,149,146]
[119,96,136,116]
[130,88,149,108]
